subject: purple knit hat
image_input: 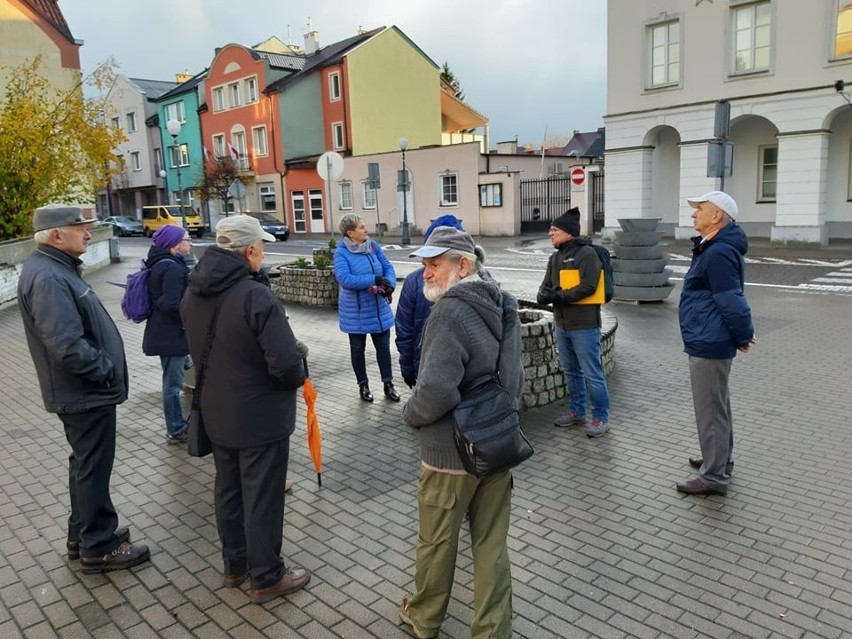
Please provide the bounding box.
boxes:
[152,224,186,249]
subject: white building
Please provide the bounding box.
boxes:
[605,0,852,245]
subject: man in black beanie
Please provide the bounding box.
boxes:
[536,207,610,437]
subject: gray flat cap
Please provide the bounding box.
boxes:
[33,205,92,232]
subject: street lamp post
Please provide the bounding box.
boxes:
[166,118,187,230]
[399,137,410,246]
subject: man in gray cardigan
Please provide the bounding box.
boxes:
[401,226,522,639]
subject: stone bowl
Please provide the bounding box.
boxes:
[614,230,665,246]
[618,218,662,232]
[613,244,664,260]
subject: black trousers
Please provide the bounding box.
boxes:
[60,405,120,558]
[212,438,290,589]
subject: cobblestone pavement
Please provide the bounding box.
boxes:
[1,243,851,638]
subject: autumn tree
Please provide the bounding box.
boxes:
[194,156,245,215]
[0,55,124,239]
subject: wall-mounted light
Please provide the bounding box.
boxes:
[836,79,851,104]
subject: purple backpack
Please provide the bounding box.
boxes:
[121,260,152,323]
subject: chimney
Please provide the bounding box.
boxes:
[304,18,320,55]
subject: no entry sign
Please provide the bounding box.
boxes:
[570,167,585,186]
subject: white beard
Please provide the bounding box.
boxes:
[423,269,461,303]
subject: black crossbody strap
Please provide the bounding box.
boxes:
[190,288,235,411]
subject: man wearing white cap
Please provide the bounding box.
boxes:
[677,192,756,496]
[180,215,310,603]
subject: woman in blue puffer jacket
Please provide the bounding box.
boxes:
[333,213,399,402]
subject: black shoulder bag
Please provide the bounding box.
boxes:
[451,309,534,477]
[187,290,232,457]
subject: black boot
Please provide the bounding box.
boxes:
[359,383,373,402]
[383,381,400,402]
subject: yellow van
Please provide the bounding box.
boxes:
[141,205,205,238]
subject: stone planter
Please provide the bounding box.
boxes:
[273,263,339,307]
[517,301,617,409]
[612,218,674,301]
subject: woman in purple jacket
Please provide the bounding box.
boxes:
[333,213,399,402]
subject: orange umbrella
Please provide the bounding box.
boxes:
[302,360,323,486]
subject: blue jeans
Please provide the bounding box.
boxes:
[348,330,393,385]
[554,326,609,422]
[160,355,187,436]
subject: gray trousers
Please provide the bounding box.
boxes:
[689,356,734,490]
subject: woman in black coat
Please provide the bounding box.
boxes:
[142,225,192,443]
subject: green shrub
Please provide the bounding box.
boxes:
[313,254,331,269]
[328,237,337,249]
[294,257,310,268]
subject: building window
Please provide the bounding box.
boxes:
[171,143,189,168]
[362,181,377,209]
[126,111,137,133]
[245,77,258,103]
[229,82,241,108]
[213,87,225,112]
[732,1,771,73]
[439,172,459,206]
[259,184,276,211]
[479,183,503,207]
[329,72,341,101]
[111,116,120,130]
[232,131,247,169]
[130,151,141,171]
[835,2,852,58]
[164,101,185,123]
[309,190,324,225]
[212,134,225,159]
[339,181,353,210]
[292,191,306,233]
[648,21,680,87]
[252,126,268,157]
[758,145,777,201]
[332,122,345,150]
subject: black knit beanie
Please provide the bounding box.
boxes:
[552,207,581,237]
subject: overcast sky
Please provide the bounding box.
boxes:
[60,0,607,146]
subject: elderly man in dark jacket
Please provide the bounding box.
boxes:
[142,224,192,443]
[677,191,755,496]
[180,215,309,604]
[18,204,150,573]
[401,226,522,639]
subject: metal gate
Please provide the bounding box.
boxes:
[519,176,571,234]
[591,170,605,233]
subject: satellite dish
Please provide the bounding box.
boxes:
[317,151,344,181]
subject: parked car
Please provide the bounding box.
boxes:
[103,215,144,237]
[246,212,289,241]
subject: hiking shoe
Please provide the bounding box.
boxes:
[167,429,188,444]
[399,594,428,639]
[80,542,150,574]
[68,526,130,560]
[586,419,610,438]
[554,411,586,428]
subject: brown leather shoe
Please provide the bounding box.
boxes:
[67,526,130,560]
[689,457,734,474]
[676,477,727,496]
[223,568,249,588]
[80,542,150,574]
[249,566,310,604]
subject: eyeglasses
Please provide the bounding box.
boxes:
[180,238,192,243]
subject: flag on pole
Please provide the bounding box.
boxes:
[228,143,240,160]
[202,146,210,162]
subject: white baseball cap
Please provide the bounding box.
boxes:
[687,191,738,220]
